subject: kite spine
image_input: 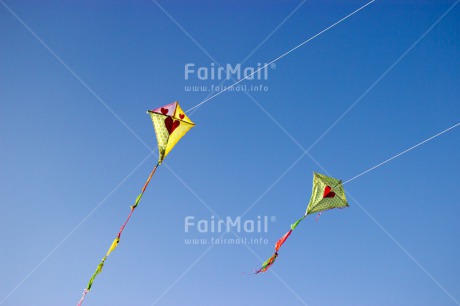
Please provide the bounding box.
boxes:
[77,162,160,306]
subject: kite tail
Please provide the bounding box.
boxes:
[255,214,306,273]
[77,162,160,305]
[77,289,89,306]
[255,252,278,274]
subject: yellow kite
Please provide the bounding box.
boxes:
[77,101,195,305]
[148,101,195,164]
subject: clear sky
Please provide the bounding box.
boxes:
[1,1,459,305]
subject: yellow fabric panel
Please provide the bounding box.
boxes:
[106,238,119,256]
[164,121,194,160]
[172,102,194,124]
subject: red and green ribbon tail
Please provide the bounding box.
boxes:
[77,162,160,306]
[255,214,306,274]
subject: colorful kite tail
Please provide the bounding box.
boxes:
[255,252,278,274]
[77,162,160,305]
[255,215,306,273]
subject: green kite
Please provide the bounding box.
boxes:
[255,172,348,273]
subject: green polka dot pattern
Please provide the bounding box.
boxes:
[306,172,348,215]
[149,113,170,163]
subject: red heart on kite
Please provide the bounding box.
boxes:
[164,116,180,135]
[179,114,185,120]
[160,108,168,115]
[323,186,336,198]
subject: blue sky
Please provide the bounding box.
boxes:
[1,1,459,305]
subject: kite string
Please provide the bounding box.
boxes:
[342,122,460,186]
[186,0,375,113]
